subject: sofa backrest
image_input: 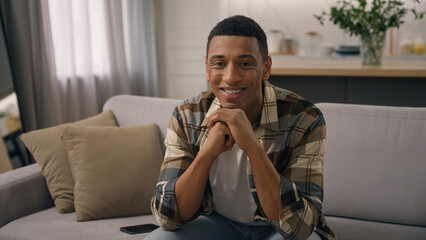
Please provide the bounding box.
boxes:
[103,95,182,153]
[317,103,426,227]
[103,96,426,226]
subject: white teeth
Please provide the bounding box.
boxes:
[223,89,242,94]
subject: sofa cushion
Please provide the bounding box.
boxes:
[317,103,426,226]
[102,95,182,153]
[20,111,117,213]
[60,124,162,222]
[325,216,426,240]
[0,207,156,240]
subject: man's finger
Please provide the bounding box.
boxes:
[216,122,234,150]
[206,109,232,127]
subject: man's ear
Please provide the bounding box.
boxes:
[205,56,210,82]
[262,55,272,81]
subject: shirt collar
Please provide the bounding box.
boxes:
[201,97,222,127]
[201,81,279,132]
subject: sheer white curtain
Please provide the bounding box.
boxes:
[47,0,158,123]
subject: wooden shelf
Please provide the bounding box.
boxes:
[271,59,426,78]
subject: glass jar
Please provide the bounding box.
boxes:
[399,37,414,55]
[283,38,297,55]
[268,30,283,53]
[413,36,425,54]
[304,31,320,57]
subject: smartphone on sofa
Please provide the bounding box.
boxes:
[120,223,159,234]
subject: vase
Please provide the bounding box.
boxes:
[360,31,386,66]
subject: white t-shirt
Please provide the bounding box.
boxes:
[209,144,264,225]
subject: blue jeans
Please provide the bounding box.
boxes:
[145,211,321,240]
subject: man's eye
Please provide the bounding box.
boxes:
[241,62,251,67]
[213,62,224,66]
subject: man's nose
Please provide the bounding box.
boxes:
[223,63,241,85]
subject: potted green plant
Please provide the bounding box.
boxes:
[315,0,425,65]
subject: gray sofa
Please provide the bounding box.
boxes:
[1,94,425,239]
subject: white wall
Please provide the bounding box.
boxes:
[155,0,221,99]
[222,0,426,54]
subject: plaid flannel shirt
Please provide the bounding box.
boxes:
[151,81,336,240]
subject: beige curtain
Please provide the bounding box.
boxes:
[0,0,60,131]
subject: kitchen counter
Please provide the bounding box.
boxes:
[268,56,426,107]
[271,57,426,78]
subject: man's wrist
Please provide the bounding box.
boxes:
[197,148,217,166]
[245,140,263,157]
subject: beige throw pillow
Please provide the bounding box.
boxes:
[60,124,163,222]
[20,111,117,213]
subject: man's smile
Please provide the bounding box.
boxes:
[222,88,243,94]
[220,88,246,100]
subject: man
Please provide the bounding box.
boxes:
[147,15,336,240]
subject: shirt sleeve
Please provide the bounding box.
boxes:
[149,107,190,230]
[150,107,213,231]
[255,113,327,240]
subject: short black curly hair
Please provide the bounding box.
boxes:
[206,15,268,62]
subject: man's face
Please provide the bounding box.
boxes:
[205,36,271,116]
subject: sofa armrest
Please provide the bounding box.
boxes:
[0,164,54,228]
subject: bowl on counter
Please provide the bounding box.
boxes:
[336,45,360,55]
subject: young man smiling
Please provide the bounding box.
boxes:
[148,15,336,240]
